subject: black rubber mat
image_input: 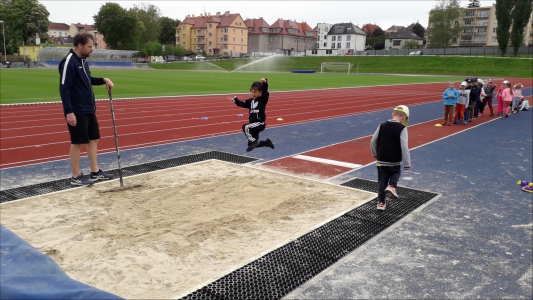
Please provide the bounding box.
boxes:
[179,178,438,300]
[1,155,438,300]
[0,151,257,203]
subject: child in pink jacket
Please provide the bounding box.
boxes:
[501,82,514,118]
[496,80,507,117]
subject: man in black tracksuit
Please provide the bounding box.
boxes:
[231,78,275,152]
[59,32,115,186]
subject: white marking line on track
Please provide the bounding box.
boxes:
[293,155,362,169]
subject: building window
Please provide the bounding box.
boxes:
[393,40,401,46]
[346,42,351,48]
[233,37,235,42]
[493,28,496,33]
[454,20,459,25]
[183,34,186,38]
[209,41,212,45]
[233,29,236,33]
[332,36,336,41]
[323,42,327,47]
[346,36,351,41]
[209,33,212,37]
[323,35,326,40]
[492,36,497,42]
[331,43,335,49]
[337,36,342,41]
[209,24,212,28]
[337,42,341,48]
[182,25,186,30]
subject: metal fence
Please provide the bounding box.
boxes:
[38,47,138,67]
[354,46,533,58]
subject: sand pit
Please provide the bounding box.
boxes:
[0,160,375,299]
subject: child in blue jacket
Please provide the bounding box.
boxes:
[441,82,459,126]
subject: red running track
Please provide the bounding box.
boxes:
[0,80,525,169]
[261,113,500,179]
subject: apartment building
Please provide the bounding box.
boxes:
[48,22,70,38]
[315,23,333,50]
[176,11,248,56]
[428,4,533,47]
[245,18,316,55]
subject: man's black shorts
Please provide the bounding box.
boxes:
[66,113,100,144]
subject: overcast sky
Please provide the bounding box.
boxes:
[42,0,474,30]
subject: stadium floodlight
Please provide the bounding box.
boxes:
[0,20,5,62]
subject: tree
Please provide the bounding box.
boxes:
[159,17,181,45]
[371,28,385,37]
[510,0,532,56]
[467,0,480,8]
[143,41,163,56]
[404,40,419,49]
[412,23,426,38]
[495,0,515,56]
[427,0,463,48]
[131,3,162,48]
[0,0,49,55]
[93,3,144,50]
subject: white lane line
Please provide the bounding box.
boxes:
[293,155,362,169]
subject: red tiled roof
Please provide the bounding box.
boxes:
[245,18,270,34]
[49,22,70,30]
[72,23,94,31]
[269,19,299,35]
[362,23,382,35]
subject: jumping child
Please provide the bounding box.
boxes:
[370,105,412,211]
[231,78,275,151]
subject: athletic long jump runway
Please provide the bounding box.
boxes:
[1,80,531,299]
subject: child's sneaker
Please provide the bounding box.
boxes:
[89,169,114,182]
[478,113,483,116]
[71,173,94,186]
[246,140,259,152]
[384,185,399,199]
[265,138,275,149]
[377,200,386,210]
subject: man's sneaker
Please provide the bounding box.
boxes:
[89,169,114,181]
[384,185,399,200]
[265,138,275,149]
[377,201,386,210]
[489,114,494,117]
[71,173,94,186]
[246,140,259,152]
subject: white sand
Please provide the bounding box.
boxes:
[0,160,375,299]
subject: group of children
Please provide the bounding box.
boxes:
[441,78,528,125]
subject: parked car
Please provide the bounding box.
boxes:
[152,59,165,63]
[218,55,231,59]
[409,51,423,56]
[241,54,250,58]
[195,55,206,61]
[182,56,194,61]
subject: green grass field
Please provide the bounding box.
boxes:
[152,56,532,78]
[1,55,530,104]
[2,69,454,104]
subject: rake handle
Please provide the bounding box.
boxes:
[108,90,124,188]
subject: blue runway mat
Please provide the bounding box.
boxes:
[0,225,123,300]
